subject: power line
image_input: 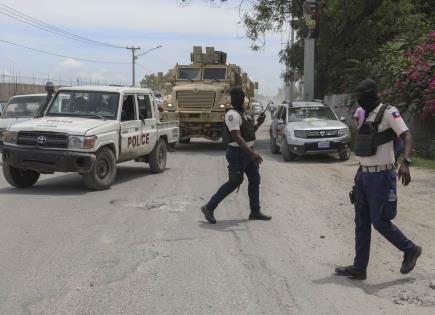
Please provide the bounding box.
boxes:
[0,38,129,64]
[0,2,125,49]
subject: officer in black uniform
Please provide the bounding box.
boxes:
[201,87,272,224]
[336,79,422,280]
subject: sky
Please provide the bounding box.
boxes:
[0,0,286,96]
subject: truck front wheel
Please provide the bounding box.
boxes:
[149,139,167,173]
[3,165,40,188]
[82,147,117,190]
[281,140,296,161]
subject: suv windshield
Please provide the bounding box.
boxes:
[288,106,337,122]
[177,68,201,80]
[47,91,119,119]
[203,68,226,80]
[3,96,46,118]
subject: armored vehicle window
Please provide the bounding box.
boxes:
[137,95,153,119]
[177,68,201,80]
[121,95,137,121]
[203,68,226,80]
[3,96,46,118]
[47,91,119,119]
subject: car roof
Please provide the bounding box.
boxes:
[289,101,325,108]
[57,86,154,94]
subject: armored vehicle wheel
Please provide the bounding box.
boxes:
[281,140,295,161]
[3,165,40,188]
[179,137,191,144]
[339,149,350,161]
[270,136,280,154]
[82,147,116,191]
[149,139,167,173]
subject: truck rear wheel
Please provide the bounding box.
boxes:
[179,137,191,144]
[149,139,167,173]
[3,165,40,188]
[281,140,296,161]
[82,147,116,190]
[270,134,280,154]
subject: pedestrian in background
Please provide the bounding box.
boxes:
[201,87,272,224]
[335,79,421,280]
[353,106,365,130]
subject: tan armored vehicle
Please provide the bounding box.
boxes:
[160,46,258,144]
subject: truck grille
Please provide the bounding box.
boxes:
[306,130,339,138]
[17,131,68,148]
[177,91,215,110]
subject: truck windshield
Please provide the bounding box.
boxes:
[177,68,201,80]
[3,96,46,118]
[288,107,337,122]
[47,91,119,119]
[203,68,226,80]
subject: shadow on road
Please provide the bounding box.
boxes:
[198,219,249,232]
[0,164,158,196]
[313,274,415,296]
[175,140,225,156]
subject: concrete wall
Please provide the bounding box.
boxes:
[0,83,46,103]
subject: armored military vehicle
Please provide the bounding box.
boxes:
[160,46,258,144]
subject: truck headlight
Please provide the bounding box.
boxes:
[3,131,18,144]
[219,104,225,109]
[68,136,96,149]
[338,128,349,137]
[167,103,173,108]
[294,130,307,138]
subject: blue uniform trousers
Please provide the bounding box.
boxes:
[354,169,415,269]
[206,146,260,212]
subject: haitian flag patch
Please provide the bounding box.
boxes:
[392,111,401,119]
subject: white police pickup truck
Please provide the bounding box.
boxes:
[2,86,179,190]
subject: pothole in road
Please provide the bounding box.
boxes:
[112,197,202,214]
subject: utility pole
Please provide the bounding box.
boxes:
[302,0,320,101]
[126,46,141,86]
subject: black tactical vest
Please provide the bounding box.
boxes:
[355,104,397,157]
[224,109,256,143]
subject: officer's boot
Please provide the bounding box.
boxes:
[249,208,272,221]
[201,205,216,224]
[335,265,367,280]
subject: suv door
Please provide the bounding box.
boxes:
[119,94,142,161]
[137,94,158,155]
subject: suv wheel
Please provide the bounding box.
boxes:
[82,147,117,190]
[339,149,350,161]
[149,139,167,173]
[3,165,40,188]
[281,140,295,161]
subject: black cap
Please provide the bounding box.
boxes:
[354,79,377,95]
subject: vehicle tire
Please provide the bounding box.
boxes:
[149,138,167,173]
[179,137,190,144]
[270,135,280,154]
[82,147,116,191]
[339,149,350,161]
[3,165,40,188]
[281,140,295,161]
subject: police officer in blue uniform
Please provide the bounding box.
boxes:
[201,87,272,224]
[336,79,422,280]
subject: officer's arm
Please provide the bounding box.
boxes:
[231,130,263,165]
[398,130,412,186]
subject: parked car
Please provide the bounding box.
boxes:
[2,86,179,190]
[269,101,351,161]
[0,94,48,152]
[251,102,264,115]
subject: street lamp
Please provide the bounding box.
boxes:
[126,45,163,87]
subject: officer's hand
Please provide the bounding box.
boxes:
[250,151,263,165]
[257,114,265,126]
[398,163,411,186]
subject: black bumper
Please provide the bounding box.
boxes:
[2,145,95,173]
[289,141,351,155]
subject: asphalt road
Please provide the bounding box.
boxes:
[1,120,435,314]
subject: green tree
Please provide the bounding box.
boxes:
[140,71,172,92]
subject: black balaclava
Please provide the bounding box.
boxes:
[355,79,380,116]
[230,86,245,112]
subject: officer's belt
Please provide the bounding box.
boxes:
[360,164,395,173]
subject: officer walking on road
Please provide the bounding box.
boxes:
[336,79,422,280]
[201,87,272,224]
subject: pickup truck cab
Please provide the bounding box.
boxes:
[0,94,48,152]
[2,86,179,190]
[270,101,351,161]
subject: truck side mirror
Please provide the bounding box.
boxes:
[340,116,346,122]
